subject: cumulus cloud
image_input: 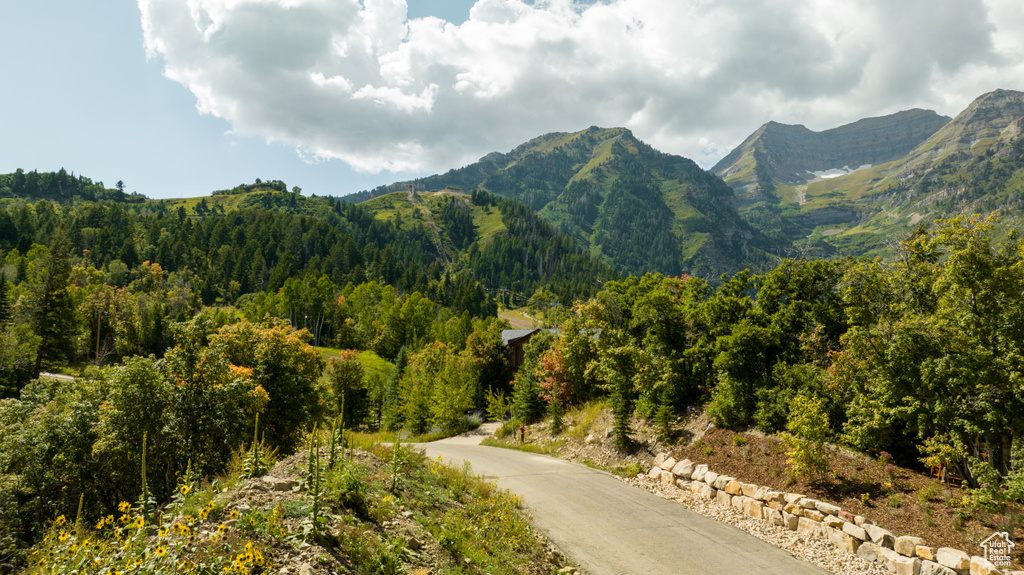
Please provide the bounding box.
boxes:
[138,0,1024,172]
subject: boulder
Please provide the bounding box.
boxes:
[855,515,874,527]
[765,491,786,503]
[857,542,884,563]
[671,459,695,478]
[675,479,692,490]
[652,453,668,468]
[935,548,970,572]
[724,480,743,495]
[753,486,771,501]
[704,471,719,486]
[816,501,841,516]
[691,482,715,500]
[659,457,677,471]
[783,502,803,516]
[865,524,896,548]
[896,536,926,557]
[648,466,662,480]
[732,495,747,511]
[767,500,783,511]
[712,475,734,491]
[798,497,819,509]
[743,498,764,519]
[916,546,938,561]
[797,517,822,538]
[802,509,826,522]
[920,561,959,575]
[782,512,799,531]
[839,510,856,523]
[971,556,1004,575]
[261,476,298,492]
[716,490,732,507]
[825,526,861,554]
[741,483,760,497]
[970,556,1005,575]
[842,522,869,542]
[298,564,316,575]
[783,493,804,504]
[890,554,923,575]
[879,547,903,564]
[766,508,785,527]
[659,470,675,485]
[692,464,709,482]
[823,515,844,529]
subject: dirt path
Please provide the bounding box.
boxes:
[498,310,541,329]
[419,427,830,575]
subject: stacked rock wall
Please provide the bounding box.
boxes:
[648,454,1016,575]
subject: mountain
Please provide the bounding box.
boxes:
[361,127,777,279]
[719,89,1024,258]
[712,109,951,204]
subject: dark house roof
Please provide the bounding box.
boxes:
[501,328,559,347]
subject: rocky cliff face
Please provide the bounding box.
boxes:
[713,109,951,195]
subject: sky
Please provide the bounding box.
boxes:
[2,0,1024,200]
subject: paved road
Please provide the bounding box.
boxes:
[418,428,830,575]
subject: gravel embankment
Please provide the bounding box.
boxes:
[628,474,890,575]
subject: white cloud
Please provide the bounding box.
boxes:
[138,0,1024,173]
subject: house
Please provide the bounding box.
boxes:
[501,328,558,370]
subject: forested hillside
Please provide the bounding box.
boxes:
[2,164,1024,572]
[356,127,778,279]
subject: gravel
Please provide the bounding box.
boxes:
[627,474,890,575]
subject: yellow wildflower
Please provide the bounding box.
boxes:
[118,501,131,513]
[156,546,167,557]
[181,484,191,496]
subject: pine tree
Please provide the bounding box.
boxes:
[382,346,407,431]
[0,273,9,324]
[31,227,79,375]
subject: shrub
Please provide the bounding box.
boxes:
[782,394,829,481]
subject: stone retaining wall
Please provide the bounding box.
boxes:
[648,454,1020,575]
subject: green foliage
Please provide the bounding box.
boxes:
[326,350,366,428]
[400,342,477,434]
[782,394,830,481]
[510,331,556,423]
[0,323,39,398]
[212,317,325,454]
[485,388,511,421]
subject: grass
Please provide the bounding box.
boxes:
[480,437,564,456]
[566,400,607,443]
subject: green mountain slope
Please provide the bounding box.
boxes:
[0,172,616,312]
[716,89,1024,258]
[363,127,776,279]
[713,109,950,204]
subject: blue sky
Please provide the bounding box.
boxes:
[0,1,477,199]
[3,1,1023,200]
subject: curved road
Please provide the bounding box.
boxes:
[418,428,830,575]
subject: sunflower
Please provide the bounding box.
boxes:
[156,546,167,557]
[181,484,191,496]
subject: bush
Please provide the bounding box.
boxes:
[782,394,829,481]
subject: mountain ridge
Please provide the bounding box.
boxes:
[355,126,777,280]
[712,108,952,203]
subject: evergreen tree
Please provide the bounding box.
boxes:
[382,346,408,431]
[0,273,9,324]
[31,226,79,374]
